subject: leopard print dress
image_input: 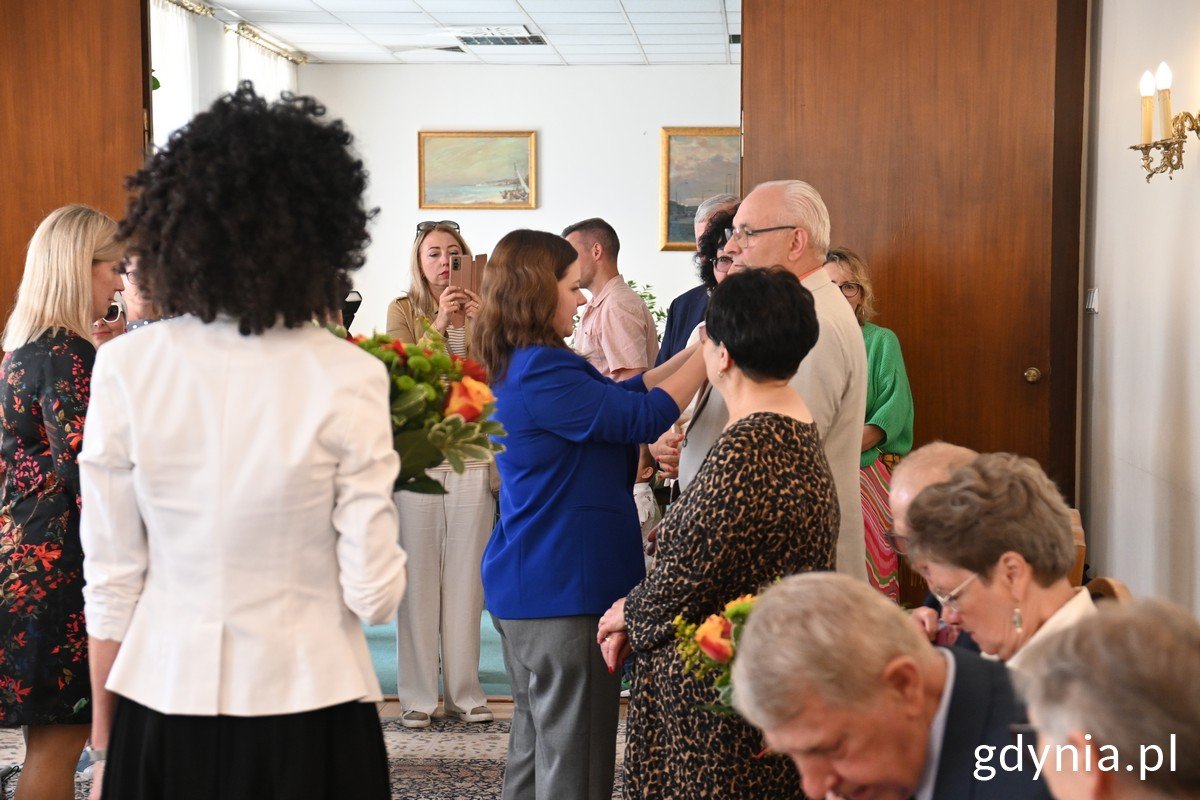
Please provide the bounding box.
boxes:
[623,411,839,799]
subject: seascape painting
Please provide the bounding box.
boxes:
[419,131,537,210]
[660,127,741,250]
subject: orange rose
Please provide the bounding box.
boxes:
[694,614,734,663]
[444,375,493,422]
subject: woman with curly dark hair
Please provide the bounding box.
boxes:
[77,83,408,800]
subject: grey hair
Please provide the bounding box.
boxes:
[1014,599,1200,797]
[732,573,936,730]
[694,193,739,226]
[754,179,831,257]
[890,441,979,500]
[906,452,1075,586]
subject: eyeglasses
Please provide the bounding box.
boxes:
[712,255,734,273]
[835,281,862,298]
[930,572,979,612]
[882,526,910,555]
[102,300,124,325]
[724,224,797,245]
[416,220,460,236]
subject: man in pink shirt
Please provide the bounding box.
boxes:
[563,217,660,380]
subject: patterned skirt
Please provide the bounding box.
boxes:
[861,455,899,602]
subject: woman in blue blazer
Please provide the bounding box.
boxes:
[473,229,704,800]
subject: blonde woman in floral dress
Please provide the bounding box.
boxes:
[597,269,839,799]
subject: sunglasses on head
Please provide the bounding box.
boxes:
[415,220,460,237]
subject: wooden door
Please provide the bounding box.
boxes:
[741,0,1086,498]
[0,0,150,326]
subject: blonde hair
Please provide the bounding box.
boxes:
[406,224,471,319]
[825,246,877,323]
[3,205,122,351]
[733,573,936,730]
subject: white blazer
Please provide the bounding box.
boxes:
[80,316,407,716]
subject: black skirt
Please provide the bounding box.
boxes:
[102,696,390,800]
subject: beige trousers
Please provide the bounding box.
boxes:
[394,463,495,715]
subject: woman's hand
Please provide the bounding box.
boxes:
[433,287,468,333]
[650,428,683,479]
[460,288,482,321]
[600,630,632,673]
[910,606,940,642]
[597,597,627,643]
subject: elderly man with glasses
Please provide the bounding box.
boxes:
[676,179,869,581]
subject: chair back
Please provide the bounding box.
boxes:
[1067,509,1086,587]
[1087,576,1133,603]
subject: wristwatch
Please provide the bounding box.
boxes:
[84,745,107,763]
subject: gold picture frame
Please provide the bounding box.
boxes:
[660,126,741,251]
[418,131,537,210]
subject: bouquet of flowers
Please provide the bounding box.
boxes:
[342,326,506,494]
[673,593,758,713]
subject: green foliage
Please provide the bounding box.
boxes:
[626,280,668,341]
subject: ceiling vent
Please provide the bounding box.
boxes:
[451,25,545,46]
[729,34,741,44]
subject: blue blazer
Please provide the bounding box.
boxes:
[654,285,709,366]
[483,346,679,619]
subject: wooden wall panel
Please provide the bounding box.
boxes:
[0,0,149,329]
[742,0,1086,498]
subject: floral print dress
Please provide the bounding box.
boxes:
[0,331,94,725]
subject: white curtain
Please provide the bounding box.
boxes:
[149,0,200,148]
[222,29,298,103]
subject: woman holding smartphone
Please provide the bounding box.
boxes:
[385,221,495,729]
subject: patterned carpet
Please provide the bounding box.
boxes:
[0,716,627,799]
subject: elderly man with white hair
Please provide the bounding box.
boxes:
[733,573,1051,800]
[677,180,868,580]
[1014,598,1200,800]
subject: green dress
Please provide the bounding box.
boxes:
[860,322,914,601]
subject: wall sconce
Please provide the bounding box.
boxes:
[1131,62,1200,182]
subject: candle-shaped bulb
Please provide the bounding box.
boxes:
[1156,62,1174,139]
[1141,71,1156,97]
[1141,71,1156,143]
[1156,61,1173,90]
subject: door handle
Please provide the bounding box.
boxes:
[1024,367,1043,384]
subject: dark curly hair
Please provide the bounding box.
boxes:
[118,82,375,335]
[694,206,737,290]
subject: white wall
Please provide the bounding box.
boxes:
[1084,0,1200,614]
[297,64,740,335]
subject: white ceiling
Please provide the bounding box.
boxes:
[208,0,742,65]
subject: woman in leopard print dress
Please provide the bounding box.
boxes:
[598,269,839,798]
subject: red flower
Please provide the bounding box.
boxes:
[453,356,489,383]
[444,377,493,423]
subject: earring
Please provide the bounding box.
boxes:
[1011,607,1023,634]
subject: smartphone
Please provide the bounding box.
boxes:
[449,254,473,292]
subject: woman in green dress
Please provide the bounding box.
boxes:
[825,247,914,601]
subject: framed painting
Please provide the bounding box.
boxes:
[418,131,537,210]
[660,126,741,251]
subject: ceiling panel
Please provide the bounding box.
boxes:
[209,0,741,65]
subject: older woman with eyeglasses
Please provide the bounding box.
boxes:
[823,247,913,602]
[905,452,1096,669]
[386,219,495,729]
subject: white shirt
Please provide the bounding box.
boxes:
[80,316,407,716]
[677,267,869,580]
[1006,588,1097,671]
[917,648,957,800]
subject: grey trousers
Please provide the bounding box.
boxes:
[492,615,621,800]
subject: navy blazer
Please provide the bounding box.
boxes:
[482,346,679,619]
[654,284,709,366]
[934,648,1051,800]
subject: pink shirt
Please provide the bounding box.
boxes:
[575,275,660,378]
